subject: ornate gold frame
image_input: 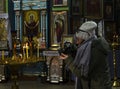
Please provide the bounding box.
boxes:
[61,35,73,48]
[23,10,40,41]
[50,11,68,45]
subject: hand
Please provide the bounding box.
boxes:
[59,53,68,60]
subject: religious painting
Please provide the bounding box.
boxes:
[53,0,68,6]
[23,10,40,42]
[0,13,12,50]
[50,56,61,83]
[51,11,68,45]
[0,0,5,13]
[84,0,103,19]
[72,0,83,15]
[0,18,8,41]
[61,35,73,48]
[46,56,63,83]
[104,1,114,21]
[104,22,116,43]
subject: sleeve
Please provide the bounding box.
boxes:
[64,56,74,67]
[64,56,82,78]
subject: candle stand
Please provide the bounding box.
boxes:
[0,56,43,89]
[111,34,120,87]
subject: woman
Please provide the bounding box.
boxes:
[60,21,112,89]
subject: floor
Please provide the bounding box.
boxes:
[0,79,120,89]
[0,80,74,89]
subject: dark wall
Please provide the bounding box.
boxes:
[8,0,15,31]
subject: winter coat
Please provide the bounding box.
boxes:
[65,37,112,89]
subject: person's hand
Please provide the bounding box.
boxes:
[59,53,68,60]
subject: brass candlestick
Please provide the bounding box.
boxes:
[112,34,120,87]
[13,43,16,60]
[30,42,32,58]
[22,43,26,60]
[25,42,29,59]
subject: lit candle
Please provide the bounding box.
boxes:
[30,42,32,58]
[23,44,26,59]
[2,50,4,60]
[13,43,16,57]
[26,43,29,59]
[13,44,16,59]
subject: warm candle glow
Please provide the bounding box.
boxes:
[2,50,4,60]
[26,42,29,59]
[23,44,26,59]
[13,43,16,56]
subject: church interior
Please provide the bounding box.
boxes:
[0,0,120,89]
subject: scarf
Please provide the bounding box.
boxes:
[73,36,96,77]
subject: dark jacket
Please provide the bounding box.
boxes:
[65,37,112,89]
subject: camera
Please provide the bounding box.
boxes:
[59,41,77,57]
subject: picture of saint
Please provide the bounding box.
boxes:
[24,11,39,42]
[54,19,64,43]
[51,11,67,45]
[55,20,64,43]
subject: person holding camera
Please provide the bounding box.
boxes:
[60,21,112,89]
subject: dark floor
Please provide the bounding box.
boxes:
[0,80,74,89]
[0,79,120,89]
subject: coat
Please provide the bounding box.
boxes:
[65,37,112,89]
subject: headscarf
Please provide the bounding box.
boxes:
[75,21,97,41]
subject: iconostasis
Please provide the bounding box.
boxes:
[1,0,119,83]
[45,0,69,83]
[13,0,48,50]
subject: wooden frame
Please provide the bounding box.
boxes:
[53,0,68,7]
[50,11,68,45]
[61,35,73,48]
[84,0,103,19]
[104,22,116,43]
[72,0,83,15]
[104,1,114,21]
